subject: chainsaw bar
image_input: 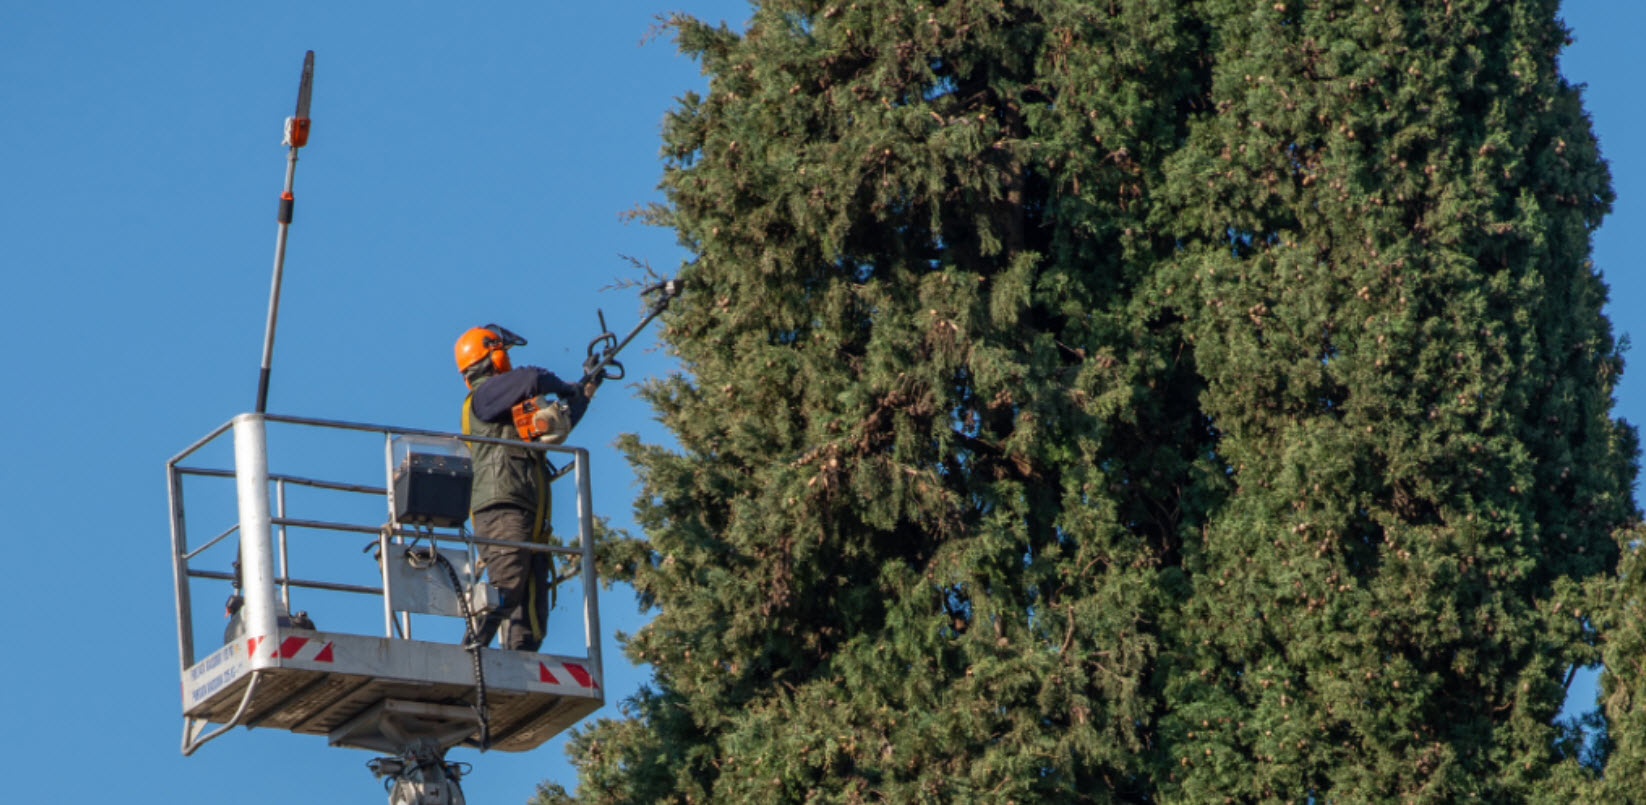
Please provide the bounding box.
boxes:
[295,50,314,119]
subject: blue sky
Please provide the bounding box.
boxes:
[0,2,1641,802]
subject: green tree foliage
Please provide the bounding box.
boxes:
[1154,2,1635,800]
[538,1,1637,801]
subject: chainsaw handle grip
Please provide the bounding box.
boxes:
[582,354,624,384]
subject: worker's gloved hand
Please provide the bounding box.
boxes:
[582,380,599,400]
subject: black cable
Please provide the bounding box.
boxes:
[417,547,492,751]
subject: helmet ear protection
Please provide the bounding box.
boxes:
[455,324,527,377]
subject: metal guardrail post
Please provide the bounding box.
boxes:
[277,479,291,611]
[380,432,398,637]
[574,449,602,677]
[380,527,396,637]
[169,463,196,671]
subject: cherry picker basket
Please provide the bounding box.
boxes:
[167,413,604,757]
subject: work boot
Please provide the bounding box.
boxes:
[466,612,500,650]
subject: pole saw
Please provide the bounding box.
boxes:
[229,51,314,620]
[510,278,685,445]
[255,50,314,414]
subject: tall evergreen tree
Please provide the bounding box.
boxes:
[539,1,1636,801]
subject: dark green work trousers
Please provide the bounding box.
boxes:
[471,505,551,652]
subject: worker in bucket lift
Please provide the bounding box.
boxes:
[454,323,595,651]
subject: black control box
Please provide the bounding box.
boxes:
[393,451,473,527]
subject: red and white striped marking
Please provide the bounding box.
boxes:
[535,659,598,689]
[247,635,334,663]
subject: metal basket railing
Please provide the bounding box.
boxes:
[166,412,602,696]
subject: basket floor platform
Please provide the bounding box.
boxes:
[182,627,603,753]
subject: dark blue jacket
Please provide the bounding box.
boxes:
[469,366,589,426]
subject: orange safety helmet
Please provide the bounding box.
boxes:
[454,323,527,376]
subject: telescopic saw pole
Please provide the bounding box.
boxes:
[255,50,314,413]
